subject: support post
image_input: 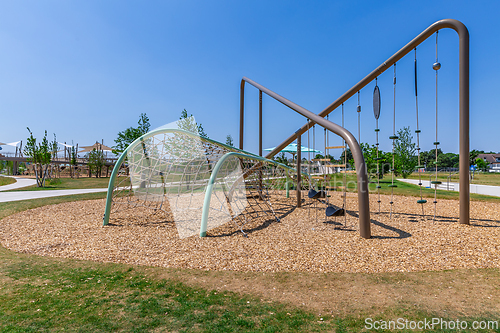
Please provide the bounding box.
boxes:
[257,90,264,199]
[259,90,263,157]
[239,80,245,150]
[296,133,301,208]
[458,23,470,225]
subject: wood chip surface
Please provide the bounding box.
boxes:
[1,193,499,273]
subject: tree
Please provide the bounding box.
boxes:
[23,128,52,187]
[87,148,105,178]
[339,148,353,167]
[112,113,151,154]
[274,153,289,166]
[50,134,59,178]
[70,145,78,178]
[475,157,490,172]
[393,127,417,178]
[325,154,335,162]
[420,148,443,169]
[51,134,58,160]
[469,149,484,166]
[178,109,208,138]
[348,143,390,180]
[438,153,459,169]
[225,134,234,147]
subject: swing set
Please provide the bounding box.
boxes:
[239,19,470,239]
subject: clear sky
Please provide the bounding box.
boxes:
[1,0,499,158]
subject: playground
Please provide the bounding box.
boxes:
[1,15,500,331]
[2,19,499,274]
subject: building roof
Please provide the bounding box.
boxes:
[477,153,500,164]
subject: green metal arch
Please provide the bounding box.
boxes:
[199,151,297,237]
[102,128,253,226]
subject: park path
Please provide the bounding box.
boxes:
[398,178,500,198]
[0,176,107,203]
[0,176,37,191]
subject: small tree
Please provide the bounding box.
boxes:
[178,109,208,138]
[87,148,105,178]
[50,134,59,179]
[469,149,484,166]
[348,143,390,180]
[113,113,151,154]
[23,128,52,187]
[394,127,417,178]
[50,134,58,160]
[475,157,490,172]
[274,153,289,166]
[70,145,78,178]
[225,134,234,147]
[421,148,443,169]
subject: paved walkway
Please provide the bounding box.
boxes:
[398,179,500,198]
[0,188,108,203]
[0,176,37,191]
[0,176,107,203]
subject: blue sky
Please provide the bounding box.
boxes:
[0,0,499,158]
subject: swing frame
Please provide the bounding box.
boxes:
[240,19,470,238]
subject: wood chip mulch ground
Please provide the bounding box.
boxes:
[1,193,499,273]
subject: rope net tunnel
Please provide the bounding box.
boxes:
[103,122,314,238]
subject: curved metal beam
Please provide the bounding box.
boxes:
[103,128,251,226]
[240,77,371,238]
[200,151,296,237]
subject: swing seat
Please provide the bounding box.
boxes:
[308,189,326,199]
[326,205,345,217]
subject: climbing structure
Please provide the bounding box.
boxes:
[103,122,311,238]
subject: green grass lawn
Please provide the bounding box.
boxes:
[0,176,16,187]
[0,251,332,332]
[0,194,499,331]
[6,177,113,192]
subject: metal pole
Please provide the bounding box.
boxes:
[259,90,263,157]
[259,90,263,199]
[239,80,245,150]
[458,23,470,225]
[297,133,302,208]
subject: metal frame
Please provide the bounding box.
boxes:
[200,151,298,237]
[239,77,371,238]
[241,19,470,237]
[102,128,257,227]
[103,128,311,239]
